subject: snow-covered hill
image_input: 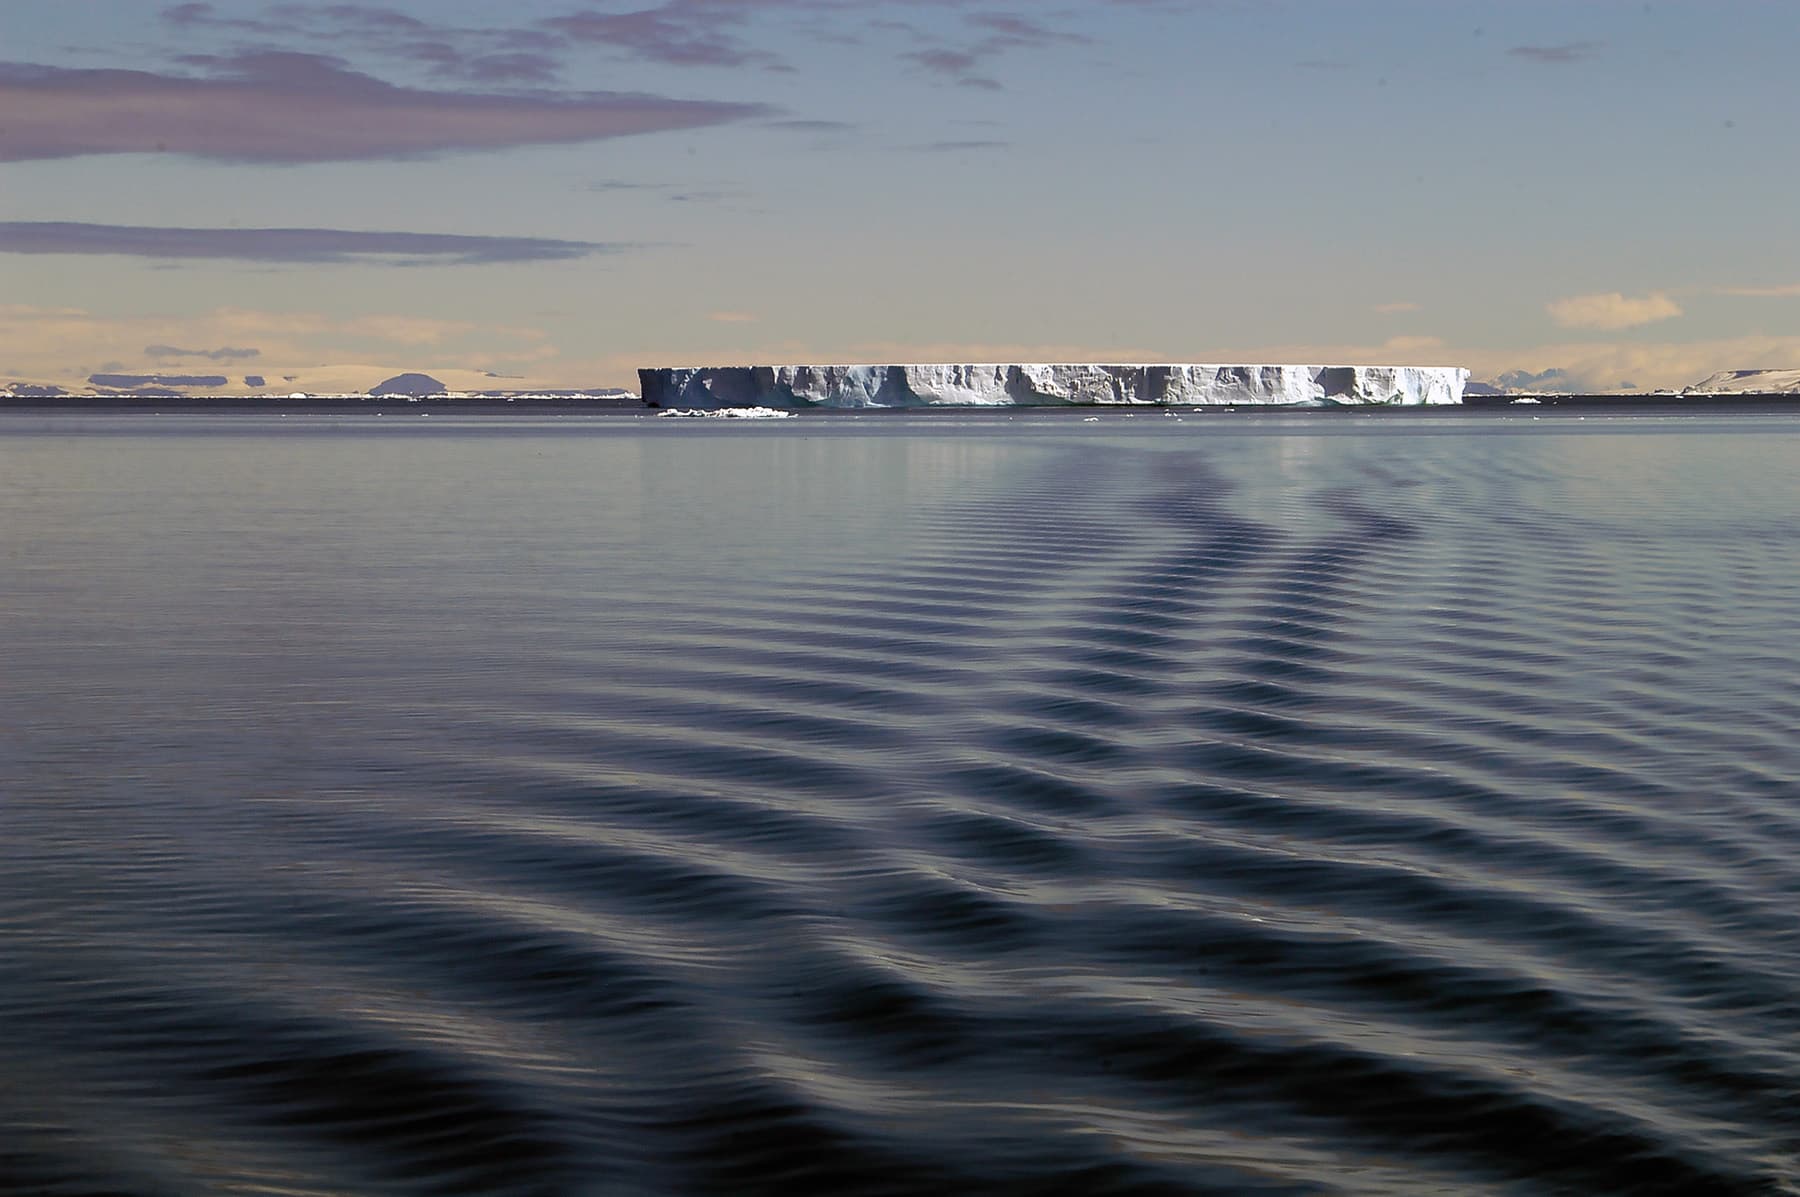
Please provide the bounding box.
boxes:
[1685,369,1800,394]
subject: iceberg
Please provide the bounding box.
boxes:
[638,364,1468,409]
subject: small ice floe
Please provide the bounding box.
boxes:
[1082,416,1101,422]
[657,406,795,419]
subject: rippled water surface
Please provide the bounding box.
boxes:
[3,411,1798,1196]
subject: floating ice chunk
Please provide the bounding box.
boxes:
[656,406,795,419]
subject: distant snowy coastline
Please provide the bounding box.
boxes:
[10,367,1800,407]
[1685,369,1800,394]
[0,387,640,403]
[0,370,638,403]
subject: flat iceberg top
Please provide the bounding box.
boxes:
[639,364,1468,409]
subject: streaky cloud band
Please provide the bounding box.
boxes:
[0,55,769,163]
[0,221,626,266]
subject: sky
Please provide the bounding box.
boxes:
[3,0,1798,393]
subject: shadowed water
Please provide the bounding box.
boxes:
[2,411,1797,1196]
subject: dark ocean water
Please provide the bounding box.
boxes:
[1,410,1797,1196]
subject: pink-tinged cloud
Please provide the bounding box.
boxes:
[1545,291,1682,331]
[0,222,628,266]
[0,53,769,163]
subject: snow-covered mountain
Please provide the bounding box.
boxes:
[1685,369,1800,394]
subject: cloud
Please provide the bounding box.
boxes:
[1716,283,1800,298]
[544,1,1089,87]
[891,7,1093,88]
[966,13,1091,49]
[1507,41,1602,64]
[545,7,769,68]
[583,177,748,204]
[706,311,757,323]
[585,179,667,192]
[1380,335,1449,355]
[145,343,261,360]
[906,139,1011,153]
[0,222,632,266]
[903,48,1002,89]
[143,2,1095,114]
[163,3,566,84]
[161,2,288,35]
[0,54,768,163]
[1545,291,1682,331]
[1373,301,1420,314]
[763,118,855,133]
[544,1,1090,78]
[400,45,563,84]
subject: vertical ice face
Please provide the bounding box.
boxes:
[637,364,1469,408]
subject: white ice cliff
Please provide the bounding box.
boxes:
[638,364,1469,409]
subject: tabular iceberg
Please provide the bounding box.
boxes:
[638,364,1468,409]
